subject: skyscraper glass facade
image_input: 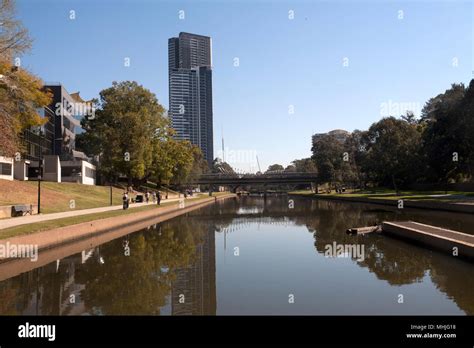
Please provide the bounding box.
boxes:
[168,32,214,166]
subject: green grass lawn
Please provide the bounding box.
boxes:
[211,191,232,197]
[27,181,126,211]
[0,180,125,214]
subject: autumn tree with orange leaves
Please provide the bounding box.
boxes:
[0,0,51,157]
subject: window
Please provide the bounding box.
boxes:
[0,163,12,176]
[61,166,80,177]
[85,167,95,178]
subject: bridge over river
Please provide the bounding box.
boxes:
[194,172,318,188]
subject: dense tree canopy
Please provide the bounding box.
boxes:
[291,158,317,173]
[309,81,474,190]
[266,164,284,173]
[284,164,297,172]
[311,134,346,185]
[78,81,167,183]
[0,60,52,157]
[0,0,51,157]
[421,82,474,183]
[362,117,422,191]
[78,81,205,186]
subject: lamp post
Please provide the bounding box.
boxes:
[37,128,44,215]
[37,168,41,214]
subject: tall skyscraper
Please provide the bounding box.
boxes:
[168,32,214,166]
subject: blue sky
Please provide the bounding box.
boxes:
[17,0,473,172]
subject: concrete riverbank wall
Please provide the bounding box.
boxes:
[382,221,474,260]
[290,193,474,214]
[0,194,236,260]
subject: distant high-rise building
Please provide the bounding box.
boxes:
[168,32,214,166]
[312,129,350,146]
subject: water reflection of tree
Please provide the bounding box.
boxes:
[429,256,474,315]
[301,199,474,312]
[0,282,21,314]
[200,197,432,286]
[77,219,208,315]
[171,226,216,315]
[0,218,210,315]
[189,198,474,315]
[301,200,431,285]
[0,261,81,315]
[2,196,473,315]
[357,238,430,285]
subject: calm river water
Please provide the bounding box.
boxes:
[0,196,473,315]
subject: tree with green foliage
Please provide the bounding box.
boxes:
[78,81,167,184]
[0,60,52,157]
[0,0,51,157]
[361,116,422,191]
[169,140,197,187]
[77,220,207,315]
[342,130,367,188]
[291,158,317,173]
[311,134,345,187]
[148,126,179,187]
[266,164,284,173]
[308,80,474,190]
[284,164,297,172]
[421,82,473,184]
[188,145,209,180]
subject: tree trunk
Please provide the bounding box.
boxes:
[391,174,399,195]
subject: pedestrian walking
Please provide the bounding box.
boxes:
[145,191,150,204]
[152,192,157,204]
[157,191,162,205]
[122,192,129,210]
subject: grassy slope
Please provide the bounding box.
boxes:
[0,179,124,213]
[0,180,185,214]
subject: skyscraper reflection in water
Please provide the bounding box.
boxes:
[171,228,216,315]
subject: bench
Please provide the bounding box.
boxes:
[11,204,33,217]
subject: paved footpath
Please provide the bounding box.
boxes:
[0,195,201,231]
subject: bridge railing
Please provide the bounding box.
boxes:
[198,172,318,180]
